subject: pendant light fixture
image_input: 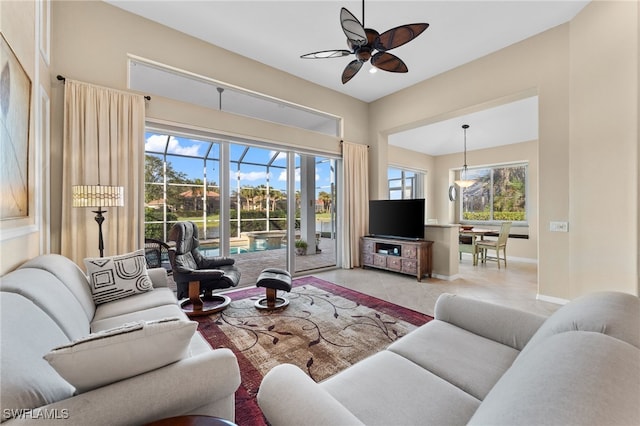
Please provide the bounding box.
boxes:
[217,87,224,110]
[454,124,475,188]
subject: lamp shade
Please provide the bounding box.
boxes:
[455,167,475,188]
[72,185,124,208]
[454,178,475,188]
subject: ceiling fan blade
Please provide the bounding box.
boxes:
[300,50,352,59]
[341,7,367,47]
[341,60,364,84]
[371,52,408,73]
[375,23,429,51]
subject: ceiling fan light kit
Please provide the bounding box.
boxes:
[301,0,429,84]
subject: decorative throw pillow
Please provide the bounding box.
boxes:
[43,318,197,393]
[84,249,153,305]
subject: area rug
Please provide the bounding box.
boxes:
[195,276,433,426]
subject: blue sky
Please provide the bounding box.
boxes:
[145,133,334,196]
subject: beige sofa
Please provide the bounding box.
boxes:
[258,291,640,425]
[0,254,240,425]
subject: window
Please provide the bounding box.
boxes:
[129,58,340,137]
[388,168,424,200]
[144,134,221,242]
[460,163,527,223]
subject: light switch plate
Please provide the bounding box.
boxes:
[550,221,569,232]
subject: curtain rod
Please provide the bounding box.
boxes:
[340,140,370,149]
[57,75,151,101]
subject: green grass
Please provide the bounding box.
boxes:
[177,212,333,222]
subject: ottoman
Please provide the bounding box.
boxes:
[255,268,292,310]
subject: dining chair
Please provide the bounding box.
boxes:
[458,234,478,265]
[477,222,512,269]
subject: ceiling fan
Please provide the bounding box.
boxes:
[300,0,429,84]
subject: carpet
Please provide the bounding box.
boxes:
[195,276,433,426]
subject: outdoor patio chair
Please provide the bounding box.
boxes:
[144,238,173,274]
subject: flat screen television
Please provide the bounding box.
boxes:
[368,199,425,240]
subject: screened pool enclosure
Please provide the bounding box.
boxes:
[144,131,338,285]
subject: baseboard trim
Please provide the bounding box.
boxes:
[459,253,538,264]
[537,294,569,305]
[507,256,538,264]
[432,273,461,281]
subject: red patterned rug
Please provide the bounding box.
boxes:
[195,276,433,426]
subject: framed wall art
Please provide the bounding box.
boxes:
[0,32,32,221]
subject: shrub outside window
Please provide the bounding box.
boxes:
[461,163,527,223]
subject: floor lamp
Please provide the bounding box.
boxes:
[72,184,124,257]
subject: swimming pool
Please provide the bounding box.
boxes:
[199,246,249,257]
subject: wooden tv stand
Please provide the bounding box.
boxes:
[361,236,433,281]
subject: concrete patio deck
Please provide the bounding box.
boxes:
[232,236,337,287]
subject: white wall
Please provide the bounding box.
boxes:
[568,0,639,295]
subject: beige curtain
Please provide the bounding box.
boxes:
[61,80,145,266]
[341,141,369,268]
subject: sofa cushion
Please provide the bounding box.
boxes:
[84,249,154,305]
[321,350,481,426]
[434,293,546,351]
[0,293,75,420]
[91,303,187,332]
[0,268,91,340]
[519,291,640,359]
[92,287,178,323]
[44,317,197,393]
[19,253,96,320]
[388,320,519,400]
[469,331,640,426]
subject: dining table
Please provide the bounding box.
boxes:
[459,227,494,266]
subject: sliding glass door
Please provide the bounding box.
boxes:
[227,143,288,283]
[294,154,337,273]
[144,128,339,286]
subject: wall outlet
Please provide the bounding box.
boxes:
[550,221,569,232]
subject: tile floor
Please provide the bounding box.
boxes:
[308,255,560,317]
[188,249,559,318]
[229,239,557,318]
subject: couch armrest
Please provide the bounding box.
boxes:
[147,268,168,288]
[4,349,240,426]
[434,293,547,351]
[257,364,365,426]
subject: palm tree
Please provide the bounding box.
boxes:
[240,187,256,210]
[254,184,268,211]
[319,191,332,213]
[269,188,284,211]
